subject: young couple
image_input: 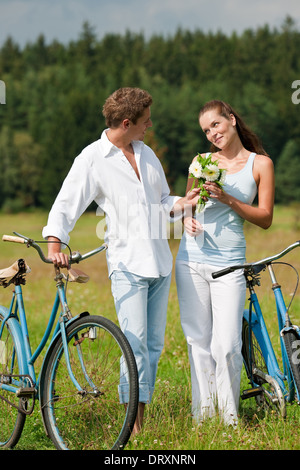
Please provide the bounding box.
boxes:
[43,88,274,432]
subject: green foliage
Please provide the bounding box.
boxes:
[0,17,299,209]
[275,139,300,202]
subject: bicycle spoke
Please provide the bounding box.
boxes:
[41,316,138,450]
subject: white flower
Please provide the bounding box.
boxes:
[189,160,202,178]
[188,153,226,216]
[201,164,220,182]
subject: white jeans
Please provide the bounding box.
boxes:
[175,260,246,426]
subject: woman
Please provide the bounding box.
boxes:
[176,100,275,426]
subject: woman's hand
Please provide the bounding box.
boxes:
[203,182,228,204]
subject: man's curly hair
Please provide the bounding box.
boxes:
[102,87,152,128]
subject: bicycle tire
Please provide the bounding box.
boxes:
[242,318,286,417]
[282,328,300,398]
[41,314,139,450]
[0,312,26,448]
[242,318,267,385]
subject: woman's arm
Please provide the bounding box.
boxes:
[204,155,275,229]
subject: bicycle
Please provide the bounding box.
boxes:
[212,240,300,418]
[0,232,138,450]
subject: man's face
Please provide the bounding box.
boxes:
[129,107,152,141]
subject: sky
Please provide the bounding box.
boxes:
[0,0,300,48]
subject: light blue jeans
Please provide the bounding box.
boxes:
[110,270,172,404]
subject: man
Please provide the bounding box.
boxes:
[43,87,199,434]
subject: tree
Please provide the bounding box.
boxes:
[0,127,42,211]
[275,139,300,203]
[1,21,300,209]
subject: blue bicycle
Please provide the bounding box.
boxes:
[212,241,300,418]
[0,233,138,450]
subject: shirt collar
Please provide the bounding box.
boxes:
[100,129,144,158]
[100,129,117,157]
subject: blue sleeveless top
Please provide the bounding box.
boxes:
[176,152,258,266]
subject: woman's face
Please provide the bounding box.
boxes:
[199,108,237,150]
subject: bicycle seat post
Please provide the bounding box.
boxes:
[267,264,280,289]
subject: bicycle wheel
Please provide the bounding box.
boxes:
[282,328,300,397]
[41,315,138,450]
[242,318,286,417]
[0,313,26,448]
[242,318,267,385]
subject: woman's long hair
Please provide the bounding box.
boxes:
[199,100,269,156]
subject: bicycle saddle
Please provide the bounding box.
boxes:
[0,259,31,287]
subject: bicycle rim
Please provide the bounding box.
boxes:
[0,314,26,448]
[41,315,138,450]
[242,319,286,417]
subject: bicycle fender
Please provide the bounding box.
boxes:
[281,324,300,336]
[0,305,28,375]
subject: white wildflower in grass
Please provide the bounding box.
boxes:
[188,153,226,213]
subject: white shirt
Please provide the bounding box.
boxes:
[42,130,180,277]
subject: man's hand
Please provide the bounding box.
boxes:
[47,236,70,268]
[185,187,201,205]
[172,187,201,216]
[183,216,203,237]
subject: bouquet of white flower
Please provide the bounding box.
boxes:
[189,153,226,213]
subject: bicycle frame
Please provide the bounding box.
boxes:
[243,263,300,402]
[0,233,107,397]
[0,235,140,450]
[0,263,101,403]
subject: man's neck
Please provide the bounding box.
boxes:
[106,128,132,152]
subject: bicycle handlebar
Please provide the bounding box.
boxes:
[2,232,108,265]
[212,240,300,279]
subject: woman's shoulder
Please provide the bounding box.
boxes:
[254,153,274,170]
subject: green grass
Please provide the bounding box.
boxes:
[0,205,299,450]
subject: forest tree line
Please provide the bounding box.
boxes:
[0,16,300,212]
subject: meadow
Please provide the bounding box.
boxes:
[0,205,299,451]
